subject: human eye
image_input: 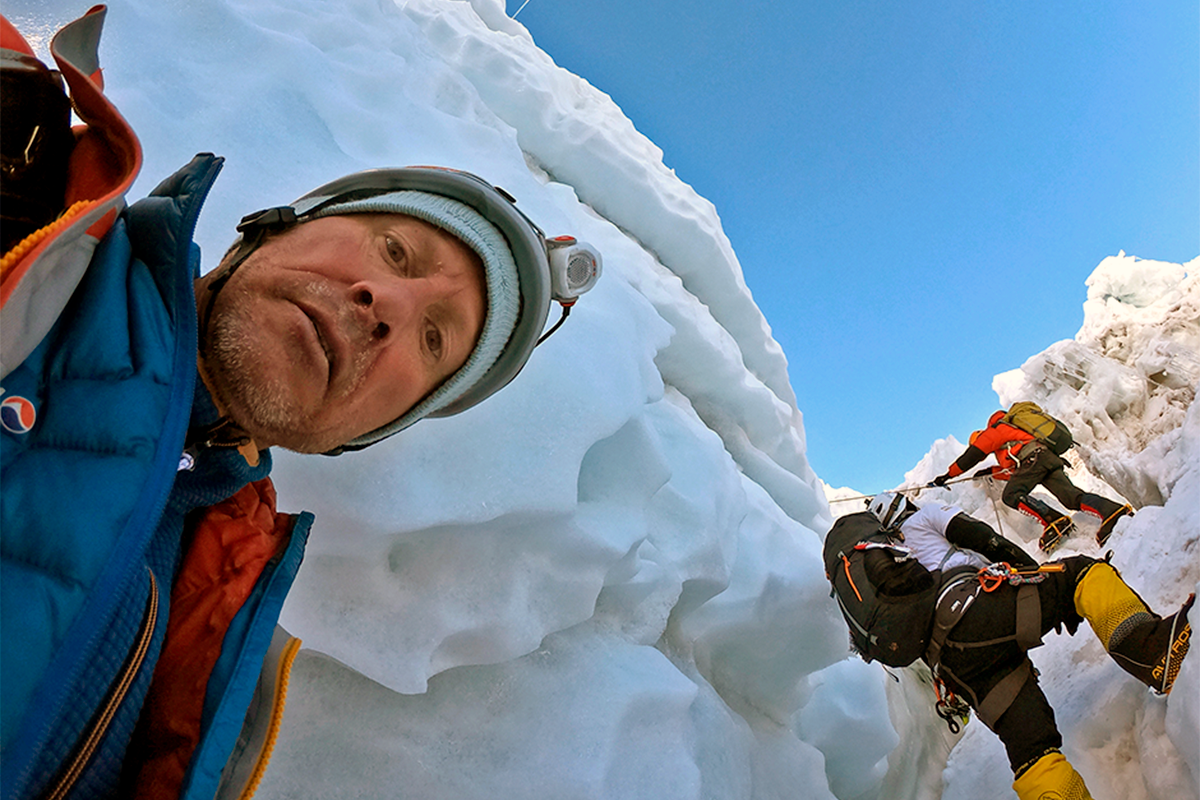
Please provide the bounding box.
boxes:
[423,323,444,359]
[384,236,408,272]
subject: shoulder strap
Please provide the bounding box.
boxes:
[935,545,961,572]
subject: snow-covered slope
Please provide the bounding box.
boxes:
[9,0,1197,796]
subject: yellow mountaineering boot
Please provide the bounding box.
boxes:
[1012,752,1093,800]
[1075,562,1193,694]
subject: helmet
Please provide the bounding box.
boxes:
[868,492,916,530]
[213,166,602,451]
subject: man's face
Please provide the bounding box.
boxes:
[198,213,487,453]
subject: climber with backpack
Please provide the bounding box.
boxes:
[825,491,1193,800]
[931,402,1133,551]
[824,494,1037,670]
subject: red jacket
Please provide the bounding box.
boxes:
[947,411,1036,479]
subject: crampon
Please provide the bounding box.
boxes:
[1038,518,1075,553]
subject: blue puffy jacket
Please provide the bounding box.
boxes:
[1,148,311,800]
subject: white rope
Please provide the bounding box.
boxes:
[988,487,1008,538]
[513,0,534,18]
[826,473,980,504]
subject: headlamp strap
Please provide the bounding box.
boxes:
[237,205,298,234]
[535,302,572,347]
[199,206,299,357]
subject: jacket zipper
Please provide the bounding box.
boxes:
[237,635,302,800]
[44,568,160,800]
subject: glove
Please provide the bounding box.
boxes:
[931,474,950,487]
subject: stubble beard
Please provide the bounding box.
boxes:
[205,286,311,448]
[203,280,378,454]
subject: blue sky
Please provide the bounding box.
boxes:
[508,0,1200,492]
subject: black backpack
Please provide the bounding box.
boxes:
[823,511,939,667]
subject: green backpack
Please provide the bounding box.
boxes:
[1002,402,1074,455]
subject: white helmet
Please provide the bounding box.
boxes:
[868,492,916,530]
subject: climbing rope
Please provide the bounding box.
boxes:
[988,489,1008,538]
[826,473,981,505]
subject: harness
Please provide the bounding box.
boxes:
[925,562,1065,731]
[1013,440,1046,464]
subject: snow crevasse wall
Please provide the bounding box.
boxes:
[190,0,854,797]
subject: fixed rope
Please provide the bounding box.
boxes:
[826,473,980,505]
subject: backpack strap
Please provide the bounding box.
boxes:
[852,540,913,559]
[926,565,1047,662]
[926,564,1048,733]
[1013,440,1045,463]
[942,580,1044,649]
[935,545,961,573]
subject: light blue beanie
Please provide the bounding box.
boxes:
[309,190,521,445]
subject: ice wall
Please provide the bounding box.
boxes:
[16,0,853,795]
[994,254,1200,508]
[244,0,855,792]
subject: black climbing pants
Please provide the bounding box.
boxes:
[936,556,1097,776]
[1000,446,1125,522]
[1001,447,1082,510]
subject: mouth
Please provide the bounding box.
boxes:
[297,303,338,389]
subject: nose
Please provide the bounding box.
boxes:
[350,285,391,341]
[348,277,438,345]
